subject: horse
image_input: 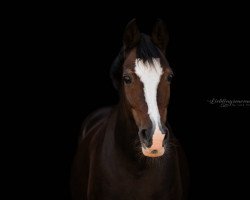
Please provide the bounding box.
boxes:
[70,19,189,200]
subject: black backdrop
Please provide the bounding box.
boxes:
[32,3,250,200]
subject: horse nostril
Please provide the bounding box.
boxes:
[163,133,169,146]
[162,127,169,135]
[139,129,151,148]
[141,129,147,139]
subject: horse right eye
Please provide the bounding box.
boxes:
[123,75,132,84]
[167,74,174,82]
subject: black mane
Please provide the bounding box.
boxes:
[110,33,162,90]
[137,34,161,62]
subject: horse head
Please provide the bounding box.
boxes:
[111,19,173,158]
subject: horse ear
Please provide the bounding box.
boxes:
[123,19,140,49]
[151,19,169,54]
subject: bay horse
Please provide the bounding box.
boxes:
[71,19,189,200]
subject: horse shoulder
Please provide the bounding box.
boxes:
[71,107,113,200]
[79,107,113,142]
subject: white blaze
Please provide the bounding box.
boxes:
[135,58,165,156]
[135,58,163,128]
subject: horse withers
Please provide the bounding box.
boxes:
[71,19,189,200]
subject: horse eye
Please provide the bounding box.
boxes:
[167,74,174,82]
[123,75,132,84]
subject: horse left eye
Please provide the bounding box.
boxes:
[167,74,174,82]
[123,75,132,84]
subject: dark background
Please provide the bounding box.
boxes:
[22,2,250,200]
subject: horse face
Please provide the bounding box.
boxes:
[122,48,173,157]
[122,19,173,157]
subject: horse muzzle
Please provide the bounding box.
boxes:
[139,127,167,157]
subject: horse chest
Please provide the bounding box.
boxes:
[87,153,170,199]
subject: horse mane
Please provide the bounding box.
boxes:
[137,34,161,62]
[110,33,162,90]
